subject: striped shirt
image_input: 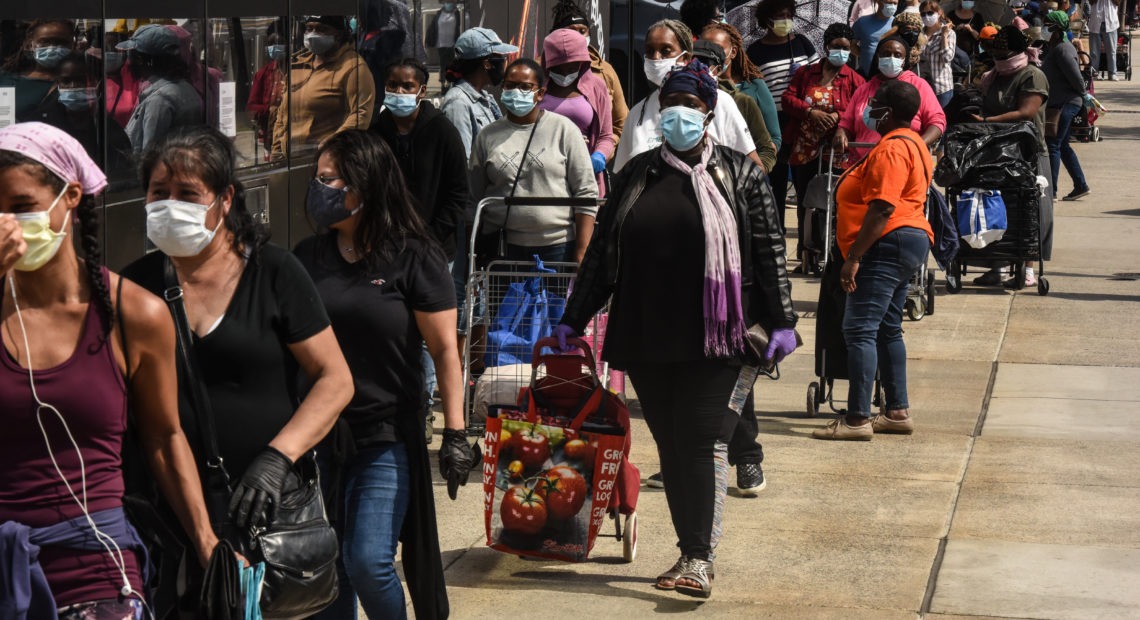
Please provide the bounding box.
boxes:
[920,28,957,96]
[745,37,819,112]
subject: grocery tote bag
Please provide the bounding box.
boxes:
[957,189,1008,249]
[482,338,633,562]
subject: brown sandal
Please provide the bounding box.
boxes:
[655,556,687,590]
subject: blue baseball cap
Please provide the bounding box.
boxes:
[116,24,181,56]
[454,27,518,60]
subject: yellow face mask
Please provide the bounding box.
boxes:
[12,184,70,272]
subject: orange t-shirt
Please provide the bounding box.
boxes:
[835,128,935,259]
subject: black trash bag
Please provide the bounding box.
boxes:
[944,84,984,124]
[935,122,1042,189]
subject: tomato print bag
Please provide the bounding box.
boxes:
[481,338,634,562]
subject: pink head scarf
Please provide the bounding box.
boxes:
[0,122,108,194]
[543,28,591,68]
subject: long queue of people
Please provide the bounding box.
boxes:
[0,0,1094,616]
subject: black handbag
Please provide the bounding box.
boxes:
[200,539,243,620]
[163,259,339,619]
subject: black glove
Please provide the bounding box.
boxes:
[439,429,480,501]
[229,447,294,530]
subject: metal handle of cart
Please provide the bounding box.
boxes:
[467,196,604,282]
[815,142,878,268]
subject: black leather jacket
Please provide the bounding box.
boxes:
[562,145,797,338]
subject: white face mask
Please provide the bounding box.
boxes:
[922,13,941,27]
[644,54,685,87]
[549,69,580,87]
[145,198,223,257]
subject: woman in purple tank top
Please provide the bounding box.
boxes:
[0,122,218,618]
[540,28,615,196]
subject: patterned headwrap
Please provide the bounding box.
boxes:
[0,122,107,195]
[659,58,719,111]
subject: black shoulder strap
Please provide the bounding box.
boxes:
[163,257,231,487]
[116,275,131,386]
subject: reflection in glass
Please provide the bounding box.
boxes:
[0,19,77,121]
[424,2,463,93]
[274,15,375,160]
[117,23,203,154]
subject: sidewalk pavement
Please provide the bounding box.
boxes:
[414,55,1140,619]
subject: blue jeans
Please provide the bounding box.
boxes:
[315,442,411,620]
[843,228,931,419]
[1046,102,1088,195]
[936,90,954,109]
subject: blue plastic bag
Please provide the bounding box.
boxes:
[485,257,565,367]
[957,189,1008,249]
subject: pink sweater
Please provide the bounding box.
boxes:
[838,71,946,162]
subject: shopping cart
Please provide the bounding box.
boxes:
[462,196,615,437]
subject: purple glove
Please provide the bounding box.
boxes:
[553,324,578,352]
[765,328,798,363]
[591,152,607,174]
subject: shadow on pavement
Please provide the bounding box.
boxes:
[1042,291,1140,302]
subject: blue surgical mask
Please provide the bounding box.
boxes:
[385,91,420,117]
[266,44,286,61]
[104,51,125,73]
[961,0,975,8]
[882,3,898,16]
[660,106,709,152]
[443,2,456,10]
[828,49,850,67]
[306,178,359,231]
[33,46,71,69]
[58,87,95,111]
[878,56,905,77]
[500,88,537,117]
[863,104,888,133]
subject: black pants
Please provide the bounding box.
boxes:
[628,360,739,561]
[789,161,822,256]
[728,390,763,466]
[770,114,792,233]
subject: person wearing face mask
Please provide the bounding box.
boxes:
[746,0,819,227]
[783,23,866,266]
[614,20,760,172]
[121,127,353,602]
[295,130,472,620]
[833,36,946,163]
[1040,10,1091,201]
[425,1,461,92]
[949,0,986,56]
[968,25,1052,288]
[0,122,220,620]
[853,0,901,75]
[813,80,933,441]
[468,59,599,265]
[22,53,132,173]
[540,28,616,195]
[551,0,629,144]
[555,60,796,599]
[693,39,778,172]
[919,1,958,107]
[116,25,203,155]
[0,19,76,121]
[270,15,376,159]
[440,26,517,346]
[440,27,517,158]
[247,29,288,154]
[372,58,468,440]
[100,30,141,131]
[701,22,783,153]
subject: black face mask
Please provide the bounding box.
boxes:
[306,178,358,231]
[486,57,507,86]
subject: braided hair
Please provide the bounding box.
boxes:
[701,22,764,81]
[552,0,590,30]
[0,150,113,337]
[648,19,695,55]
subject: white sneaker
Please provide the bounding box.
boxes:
[1111,75,1125,81]
[1024,267,1037,287]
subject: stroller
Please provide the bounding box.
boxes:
[1072,50,1102,142]
[938,122,1051,296]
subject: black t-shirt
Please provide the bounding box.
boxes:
[949,12,986,56]
[605,160,707,368]
[122,244,330,478]
[293,233,455,443]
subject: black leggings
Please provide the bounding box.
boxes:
[627,360,739,561]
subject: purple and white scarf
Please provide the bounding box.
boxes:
[660,143,747,357]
